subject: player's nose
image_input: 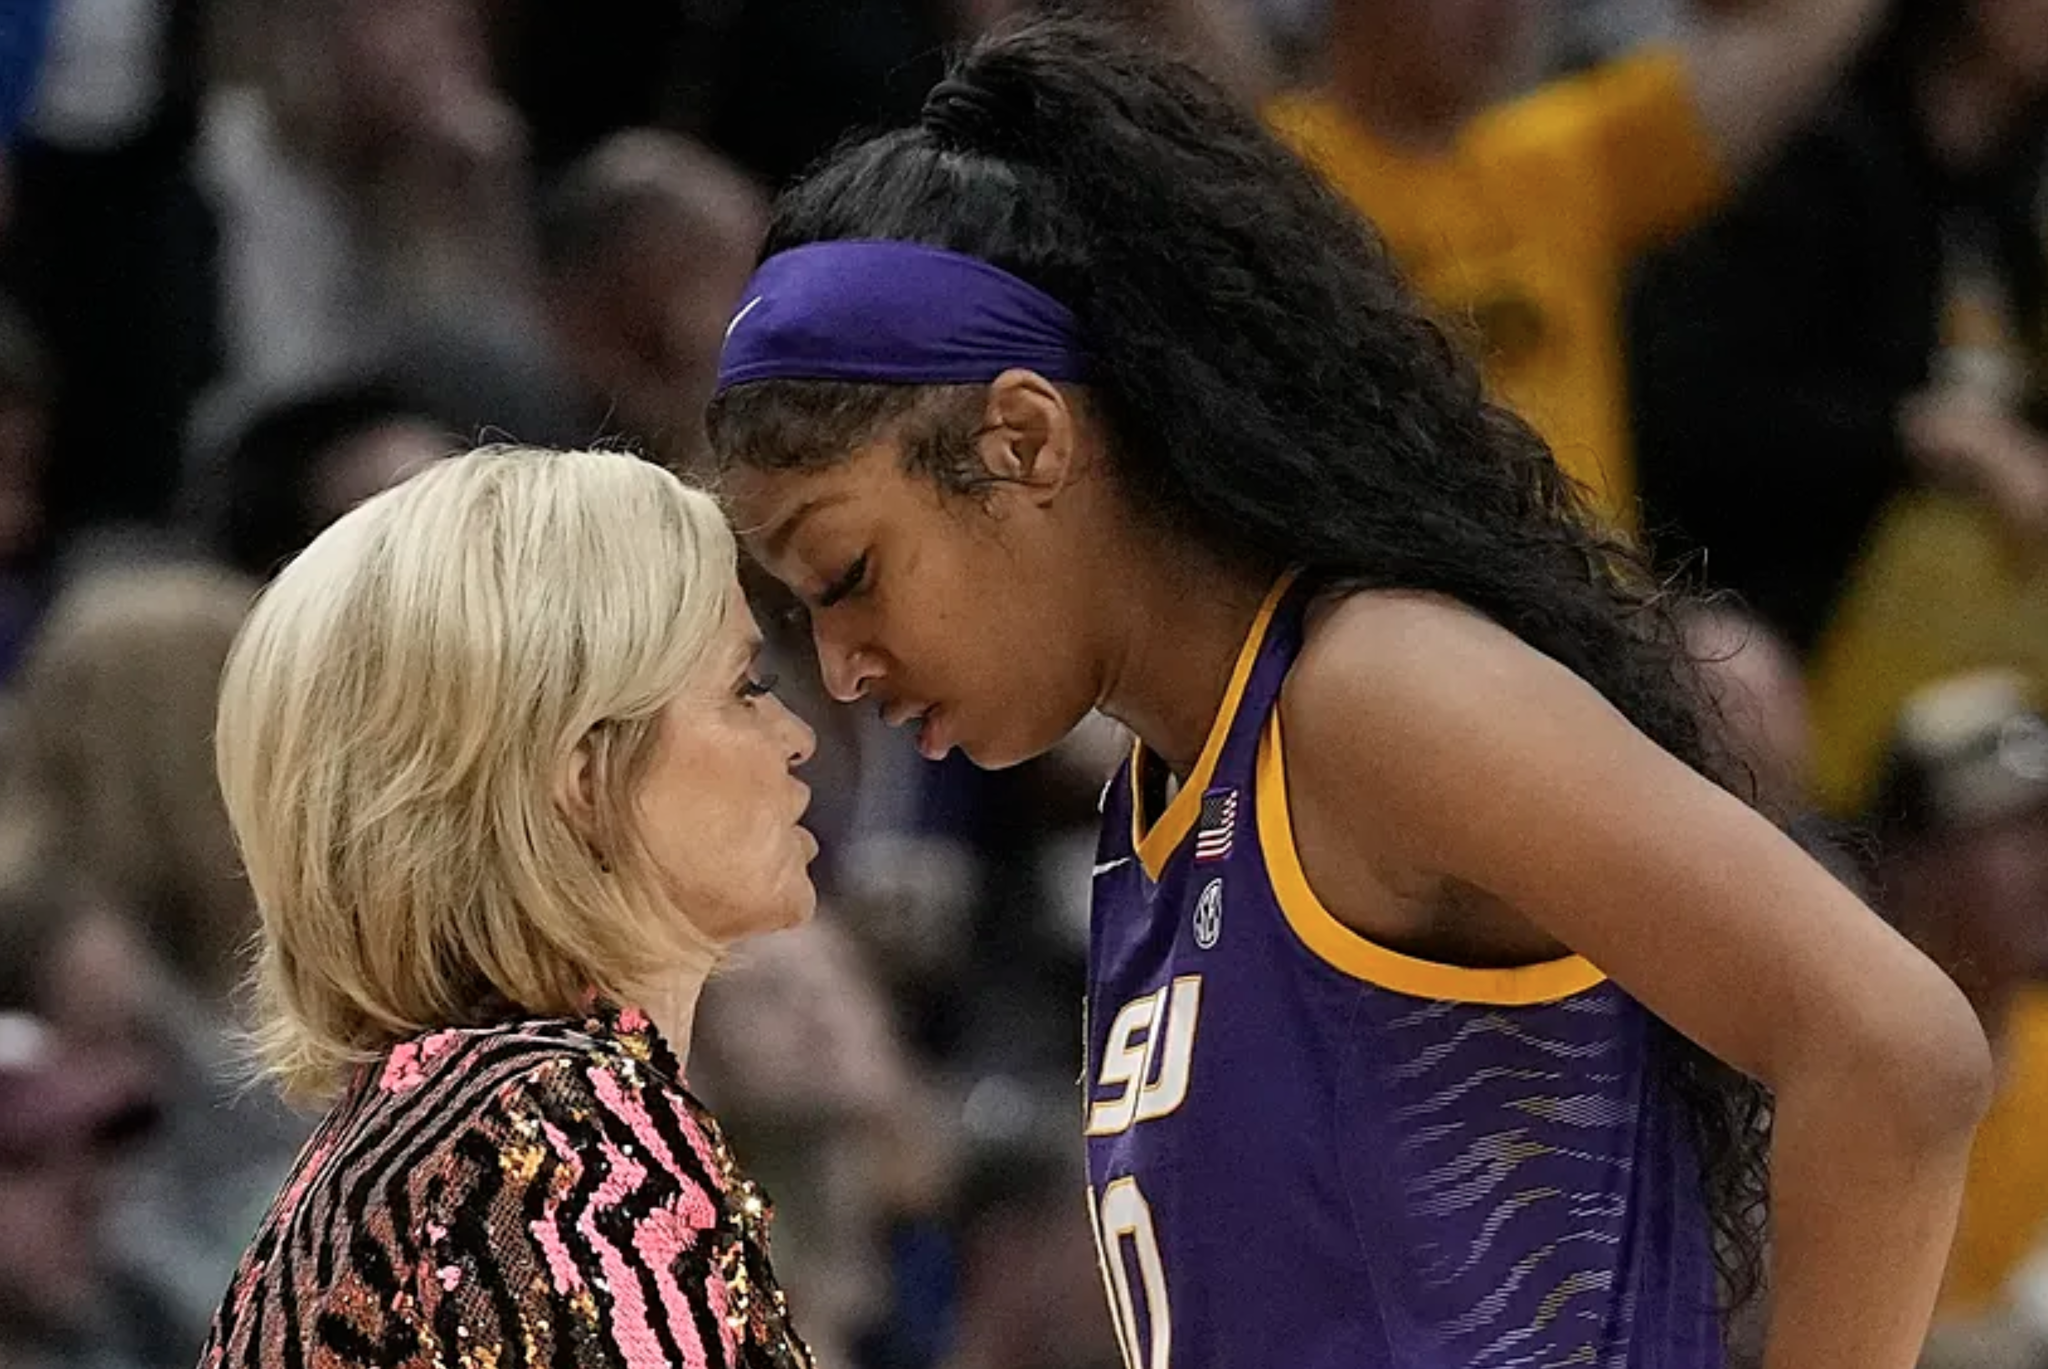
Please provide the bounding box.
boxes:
[814,623,882,704]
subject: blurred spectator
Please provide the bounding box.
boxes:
[1239,0,1328,85]
[950,727,1132,1075]
[967,0,1279,96]
[0,880,168,1369]
[490,0,695,178]
[204,379,454,579]
[688,0,959,189]
[0,1008,161,1369]
[832,742,1109,1083]
[0,297,53,683]
[1268,0,1885,525]
[1246,0,1708,81]
[538,130,767,473]
[1096,0,1279,97]
[1684,603,1814,816]
[504,0,1274,194]
[0,0,55,149]
[0,562,255,1002]
[506,0,1283,186]
[1630,0,2048,816]
[1550,0,1683,74]
[194,0,546,448]
[1868,672,2048,1352]
[936,1134,1121,1369]
[0,0,218,540]
[0,567,312,1360]
[695,918,949,1369]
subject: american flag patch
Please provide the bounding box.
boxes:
[1194,787,1238,862]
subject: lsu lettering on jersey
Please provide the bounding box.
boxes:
[1084,574,1722,1369]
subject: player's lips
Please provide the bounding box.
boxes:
[880,700,931,730]
[913,705,950,761]
[878,698,953,760]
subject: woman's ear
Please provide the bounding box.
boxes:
[556,730,604,855]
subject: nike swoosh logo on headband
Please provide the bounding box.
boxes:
[725,296,764,342]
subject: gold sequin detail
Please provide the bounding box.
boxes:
[499,1143,543,1184]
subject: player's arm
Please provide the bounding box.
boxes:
[1679,0,1887,178]
[1282,593,1990,1369]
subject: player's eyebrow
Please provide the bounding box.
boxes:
[759,492,852,561]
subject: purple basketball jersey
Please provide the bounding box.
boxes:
[1083,575,1723,1369]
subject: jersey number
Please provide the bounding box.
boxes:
[1092,1178,1171,1369]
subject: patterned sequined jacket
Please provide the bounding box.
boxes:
[199,1003,812,1369]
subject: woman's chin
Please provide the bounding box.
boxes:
[778,868,820,930]
[787,883,819,927]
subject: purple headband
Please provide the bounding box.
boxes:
[713,240,1087,393]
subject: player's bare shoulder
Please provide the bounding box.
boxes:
[1288,589,1555,747]
[1280,588,1603,864]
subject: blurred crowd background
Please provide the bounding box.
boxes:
[0,0,2043,1366]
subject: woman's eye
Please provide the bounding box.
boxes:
[739,672,780,701]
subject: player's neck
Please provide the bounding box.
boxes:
[1096,554,1272,779]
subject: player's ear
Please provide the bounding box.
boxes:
[976,369,1081,504]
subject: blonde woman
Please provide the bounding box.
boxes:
[202,448,819,1368]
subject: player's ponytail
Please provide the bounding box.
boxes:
[708,17,1772,1311]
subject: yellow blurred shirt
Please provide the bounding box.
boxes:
[1268,52,1724,523]
[1802,491,2048,816]
[1944,989,2048,1317]
[1803,212,2048,816]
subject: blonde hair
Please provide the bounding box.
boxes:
[0,562,258,999]
[216,447,737,1101]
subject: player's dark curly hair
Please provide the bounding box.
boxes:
[707,17,1773,1311]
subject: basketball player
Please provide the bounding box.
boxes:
[710,21,1989,1369]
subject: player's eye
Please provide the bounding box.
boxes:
[818,553,869,609]
[739,672,780,702]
